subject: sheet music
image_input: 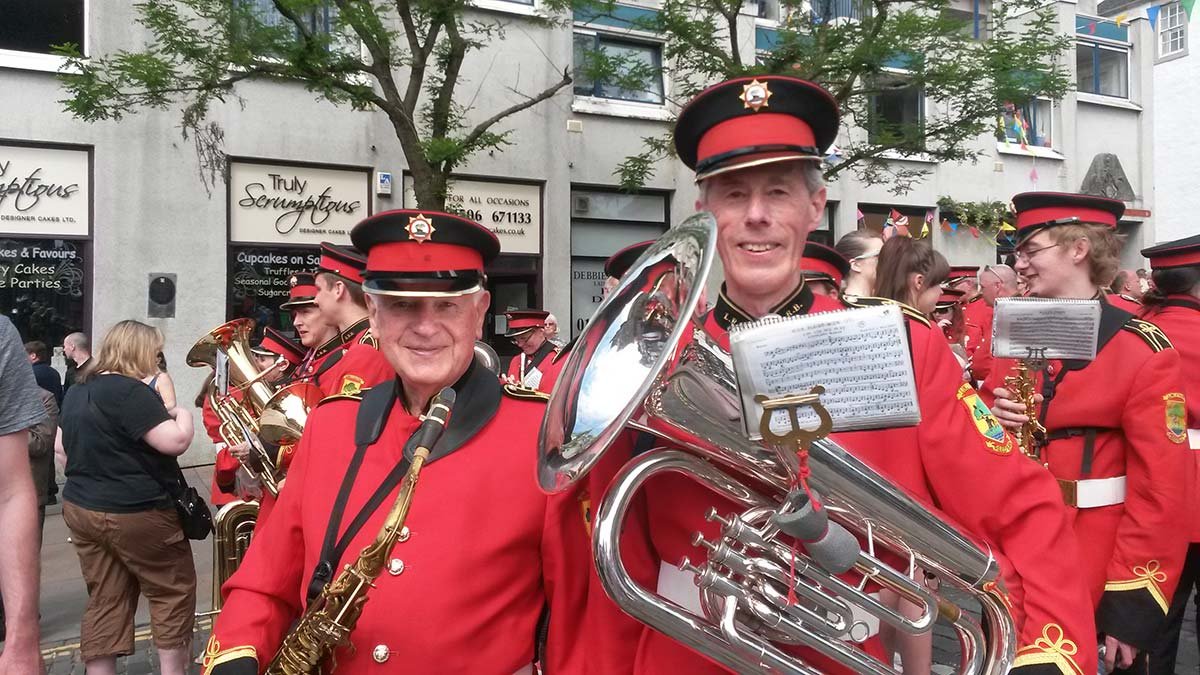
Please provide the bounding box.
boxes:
[991,297,1100,361]
[729,305,920,440]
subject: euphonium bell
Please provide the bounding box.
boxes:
[538,213,1016,675]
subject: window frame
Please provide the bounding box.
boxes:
[470,0,543,18]
[1075,39,1130,99]
[571,28,669,118]
[0,0,89,73]
[1000,98,1054,149]
[866,70,926,148]
[1158,1,1188,60]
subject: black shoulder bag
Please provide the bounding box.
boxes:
[86,393,213,540]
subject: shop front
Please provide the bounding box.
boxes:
[0,140,91,350]
[401,173,543,360]
[226,157,371,340]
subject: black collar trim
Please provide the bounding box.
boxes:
[710,281,813,331]
[1161,296,1200,312]
[339,316,371,345]
[527,340,557,370]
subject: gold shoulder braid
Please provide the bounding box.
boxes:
[841,294,932,328]
[1122,318,1172,352]
[503,383,550,402]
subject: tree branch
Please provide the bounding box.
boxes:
[459,67,572,150]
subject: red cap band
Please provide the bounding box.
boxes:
[801,258,844,286]
[289,283,318,300]
[259,336,302,365]
[1016,205,1118,231]
[508,317,544,331]
[697,114,818,168]
[366,241,485,274]
[1150,249,1200,270]
[319,252,365,284]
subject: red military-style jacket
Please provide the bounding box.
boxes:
[506,340,562,394]
[202,391,241,508]
[1106,292,1143,314]
[626,283,1096,675]
[962,297,995,382]
[982,298,1189,649]
[309,317,394,398]
[202,364,598,675]
[1140,295,1200,541]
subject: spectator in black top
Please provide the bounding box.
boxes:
[62,330,92,393]
[0,316,48,673]
[55,319,196,675]
[24,339,63,407]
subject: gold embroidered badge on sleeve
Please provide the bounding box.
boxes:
[1013,623,1085,675]
[1104,560,1170,613]
[956,383,1016,455]
[201,636,258,674]
[1165,393,1187,444]
[339,374,365,397]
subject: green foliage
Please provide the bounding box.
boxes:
[586,0,1073,193]
[936,196,1012,232]
[57,0,581,207]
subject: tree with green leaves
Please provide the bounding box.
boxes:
[57,0,585,209]
[575,0,1073,194]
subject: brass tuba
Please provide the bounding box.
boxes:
[187,319,321,497]
[210,499,260,611]
[538,214,1016,674]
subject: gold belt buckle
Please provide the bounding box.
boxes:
[1057,479,1078,508]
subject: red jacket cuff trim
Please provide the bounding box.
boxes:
[201,635,257,675]
[1104,560,1170,613]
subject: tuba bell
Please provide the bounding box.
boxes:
[210,499,260,612]
[538,213,1016,674]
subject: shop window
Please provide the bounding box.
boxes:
[0,0,86,56]
[868,76,924,146]
[1076,41,1129,98]
[573,32,665,105]
[999,100,1052,148]
[0,238,88,348]
[1159,2,1187,58]
[227,244,321,340]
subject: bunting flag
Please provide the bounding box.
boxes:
[999,221,1017,232]
[1114,13,1128,26]
[1030,165,1039,183]
[895,214,911,237]
[998,116,1011,149]
[941,218,952,232]
[1147,4,1161,27]
[856,208,866,226]
[889,208,902,221]
[969,226,981,239]
[883,222,896,241]
[1088,21,1097,33]
[950,221,960,232]
[920,220,931,238]
[1183,0,1195,18]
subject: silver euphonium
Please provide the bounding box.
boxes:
[538,213,1016,675]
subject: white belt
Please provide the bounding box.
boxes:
[1188,429,1200,451]
[656,561,880,641]
[1058,476,1126,509]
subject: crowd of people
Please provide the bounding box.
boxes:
[0,73,1198,675]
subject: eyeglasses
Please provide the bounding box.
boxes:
[1013,242,1061,263]
[850,250,880,262]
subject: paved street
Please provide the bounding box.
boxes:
[20,463,1200,673]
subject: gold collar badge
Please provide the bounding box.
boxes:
[741,79,773,112]
[406,213,436,243]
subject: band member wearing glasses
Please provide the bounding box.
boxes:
[202,211,596,675]
[987,194,1188,674]
[618,75,1096,675]
[503,309,561,394]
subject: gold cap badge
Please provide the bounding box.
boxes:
[740,79,773,112]
[406,214,436,243]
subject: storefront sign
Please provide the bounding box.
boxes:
[402,175,542,255]
[227,245,322,331]
[571,259,607,338]
[0,238,88,347]
[0,143,90,237]
[229,160,369,246]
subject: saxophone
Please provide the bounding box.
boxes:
[265,388,457,675]
[1003,349,1047,461]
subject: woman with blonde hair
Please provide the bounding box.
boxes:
[55,320,196,675]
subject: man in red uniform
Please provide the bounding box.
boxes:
[503,309,560,394]
[986,192,1189,674]
[800,240,850,297]
[202,210,594,675]
[310,242,393,397]
[964,263,1019,382]
[1107,269,1144,313]
[1134,235,1200,673]
[946,264,981,299]
[625,75,1097,675]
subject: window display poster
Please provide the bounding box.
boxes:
[0,238,87,347]
[227,245,320,337]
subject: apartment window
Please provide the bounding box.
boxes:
[1160,2,1187,58]
[868,77,924,146]
[239,0,337,34]
[1076,41,1129,98]
[943,6,987,40]
[1000,100,1052,148]
[573,33,665,105]
[0,0,85,56]
[755,0,782,21]
[812,0,872,23]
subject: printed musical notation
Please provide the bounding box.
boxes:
[729,305,921,439]
[991,297,1100,361]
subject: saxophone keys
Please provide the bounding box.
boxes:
[387,558,406,576]
[372,645,391,663]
